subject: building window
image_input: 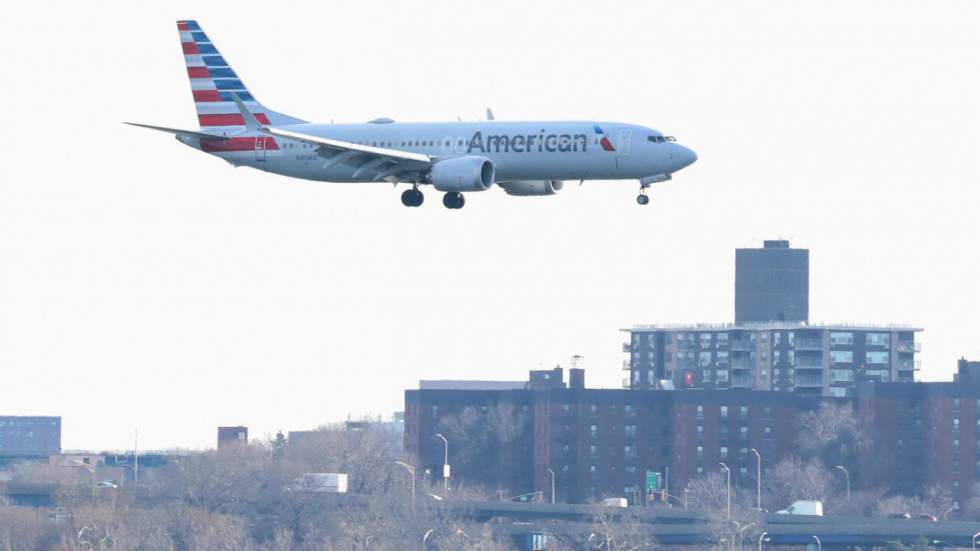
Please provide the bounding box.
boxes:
[830,350,854,365]
[697,425,704,439]
[589,445,598,459]
[866,333,890,346]
[590,425,598,438]
[829,387,847,398]
[740,406,748,420]
[831,369,854,382]
[590,465,597,476]
[625,405,637,418]
[625,446,637,459]
[720,446,728,459]
[590,404,598,416]
[625,425,637,438]
[954,418,960,432]
[830,332,854,346]
[696,406,704,419]
[721,406,729,419]
[697,445,704,458]
[865,351,889,365]
[431,406,439,416]
[740,426,749,440]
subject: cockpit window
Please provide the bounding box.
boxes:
[647,135,678,143]
[665,136,676,142]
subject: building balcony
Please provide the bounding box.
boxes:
[731,360,752,370]
[795,359,823,370]
[730,340,753,351]
[732,376,753,388]
[794,376,823,387]
[795,338,823,351]
[897,360,921,371]
[622,377,631,389]
[623,360,633,371]
[623,343,634,353]
[675,340,695,350]
[897,341,921,354]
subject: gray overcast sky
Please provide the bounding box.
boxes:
[2,1,978,451]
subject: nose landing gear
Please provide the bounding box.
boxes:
[636,192,650,205]
[442,192,465,210]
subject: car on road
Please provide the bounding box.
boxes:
[916,514,938,522]
[887,512,912,520]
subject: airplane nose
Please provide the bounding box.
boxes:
[673,144,697,171]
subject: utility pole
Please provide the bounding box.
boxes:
[751,448,762,510]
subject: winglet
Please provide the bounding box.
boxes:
[486,108,495,121]
[230,92,265,131]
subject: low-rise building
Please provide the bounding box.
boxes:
[0,416,61,459]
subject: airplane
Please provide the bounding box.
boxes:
[129,21,698,209]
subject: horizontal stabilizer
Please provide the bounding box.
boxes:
[124,122,229,141]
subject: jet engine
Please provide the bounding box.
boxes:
[497,180,564,196]
[429,156,495,192]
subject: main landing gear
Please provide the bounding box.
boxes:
[401,187,424,207]
[442,192,465,210]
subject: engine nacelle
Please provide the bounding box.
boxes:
[429,156,495,192]
[497,180,564,196]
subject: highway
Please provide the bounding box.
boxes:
[442,501,980,547]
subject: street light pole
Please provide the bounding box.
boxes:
[738,522,756,551]
[758,532,768,551]
[811,535,821,551]
[394,461,416,505]
[751,448,762,511]
[434,433,449,496]
[834,465,850,501]
[720,462,731,520]
[422,528,435,550]
[546,468,556,504]
[971,530,980,551]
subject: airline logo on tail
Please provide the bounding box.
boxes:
[177,20,271,129]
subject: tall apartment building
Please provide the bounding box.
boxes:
[623,323,920,397]
[623,239,921,396]
[735,240,809,324]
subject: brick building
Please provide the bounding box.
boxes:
[407,361,980,507]
[0,416,61,460]
[405,368,820,504]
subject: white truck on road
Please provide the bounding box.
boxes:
[776,500,824,516]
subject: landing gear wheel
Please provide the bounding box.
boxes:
[401,189,424,207]
[443,192,465,209]
[636,194,650,205]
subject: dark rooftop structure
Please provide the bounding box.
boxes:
[735,239,809,324]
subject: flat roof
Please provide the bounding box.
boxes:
[420,380,527,390]
[623,322,922,332]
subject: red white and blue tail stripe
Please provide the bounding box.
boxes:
[177,20,304,133]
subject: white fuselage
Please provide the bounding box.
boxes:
[183,120,697,184]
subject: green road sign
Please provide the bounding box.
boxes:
[645,471,660,491]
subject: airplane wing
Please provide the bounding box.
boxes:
[262,127,432,164]
[124,122,230,141]
[225,92,432,180]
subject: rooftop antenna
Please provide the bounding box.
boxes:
[571,355,583,370]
